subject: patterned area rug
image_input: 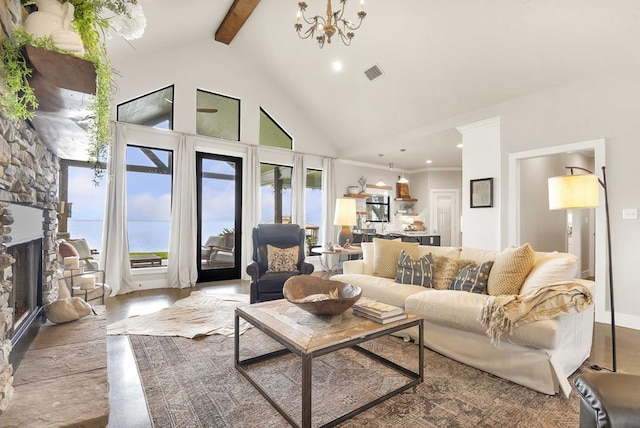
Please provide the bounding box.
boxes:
[130,328,590,427]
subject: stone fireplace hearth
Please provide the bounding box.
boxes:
[0,114,59,412]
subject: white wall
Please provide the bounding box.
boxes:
[111,38,337,159]
[495,67,640,329]
[458,117,501,250]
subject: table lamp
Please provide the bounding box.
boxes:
[548,166,616,372]
[334,198,357,247]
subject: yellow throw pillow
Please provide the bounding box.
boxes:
[266,245,299,273]
[432,255,474,290]
[487,243,535,296]
[372,238,419,279]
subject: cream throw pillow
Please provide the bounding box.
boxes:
[487,243,535,296]
[373,238,419,278]
[432,255,474,290]
[266,245,299,273]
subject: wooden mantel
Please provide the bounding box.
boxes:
[23,45,97,160]
[25,45,96,106]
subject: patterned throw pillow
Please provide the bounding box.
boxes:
[432,255,475,290]
[449,261,494,294]
[372,238,419,279]
[395,250,434,287]
[487,243,535,296]
[266,245,299,273]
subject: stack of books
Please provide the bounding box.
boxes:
[352,299,408,324]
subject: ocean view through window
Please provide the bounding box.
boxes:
[126,146,173,257]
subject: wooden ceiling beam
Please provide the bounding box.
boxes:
[215,0,261,45]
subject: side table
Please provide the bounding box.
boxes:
[311,246,363,275]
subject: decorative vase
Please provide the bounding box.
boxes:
[24,0,85,55]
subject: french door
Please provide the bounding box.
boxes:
[196,153,242,282]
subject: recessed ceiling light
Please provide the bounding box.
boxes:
[425,160,433,164]
[332,61,343,71]
[457,143,463,148]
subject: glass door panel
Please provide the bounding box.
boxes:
[197,153,242,282]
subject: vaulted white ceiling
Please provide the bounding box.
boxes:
[105,0,640,170]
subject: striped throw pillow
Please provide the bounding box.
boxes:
[395,250,434,287]
[449,261,494,294]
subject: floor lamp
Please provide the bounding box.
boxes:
[548,166,616,372]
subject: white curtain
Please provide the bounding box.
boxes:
[101,123,134,295]
[291,153,306,227]
[167,135,198,288]
[243,146,261,277]
[321,157,336,247]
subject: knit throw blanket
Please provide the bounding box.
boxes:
[478,281,593,346]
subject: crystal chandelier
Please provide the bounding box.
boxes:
[295,0,366,48]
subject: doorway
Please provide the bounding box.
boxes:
[197,153,242,282]
[429,189,460,247]
[508,138,607,324]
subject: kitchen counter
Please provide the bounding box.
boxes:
[353,231,441,246]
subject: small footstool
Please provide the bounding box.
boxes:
[574,372,640,427]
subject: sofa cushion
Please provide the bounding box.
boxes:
[373,238,419,279]
[487,243,535,296]
[418,246,462,259]
[405,290,561,349]
[459,248,499,265]
[432,255,474,290]
[449,260,494,294]
[519,252,577,295]
[330,273,425,309]
[361,242,374,275]
[395,250,434,287]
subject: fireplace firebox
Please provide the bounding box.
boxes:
[7,238,45,370]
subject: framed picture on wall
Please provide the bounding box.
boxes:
[470,178,493,208]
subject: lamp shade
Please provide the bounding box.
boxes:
[333,198,357,226]
[548,174,599,210]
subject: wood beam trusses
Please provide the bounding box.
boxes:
[215,0,261,45]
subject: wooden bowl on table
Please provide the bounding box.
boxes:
[283,275,362,316]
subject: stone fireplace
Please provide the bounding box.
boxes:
[0,114,59,412]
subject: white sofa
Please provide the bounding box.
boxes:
[331,242,595,396]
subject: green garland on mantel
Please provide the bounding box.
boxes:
[0,0,139,182]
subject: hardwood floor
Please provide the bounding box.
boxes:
[105,280,640,427]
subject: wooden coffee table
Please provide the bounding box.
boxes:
[235,299,424,428]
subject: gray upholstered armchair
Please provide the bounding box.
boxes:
[246,224,314,303]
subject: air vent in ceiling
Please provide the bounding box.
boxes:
[364,64,384,81]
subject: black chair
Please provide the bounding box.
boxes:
[246,224,314,303]
[574,372,640,427]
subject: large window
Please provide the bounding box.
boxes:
[126,146,173,261]
[260,163,292,223]
[62,161,107,250]
[366,194,390,222]
[196,89,240,141]
[117,85,174,129]
[259,108,293,149]
[305,169,323,250]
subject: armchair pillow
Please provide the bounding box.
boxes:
[266,245,300,273]
[395,250,434,287]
